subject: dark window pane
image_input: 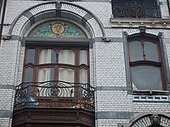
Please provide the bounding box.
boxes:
[129,41,143,61]
[39,49,56,64]
[131,66,162,90]
[144,41,159,62]
[24,67,33,82]
[111,0,160,18]
[0,1,2,14]
[27,49,35,64]
[143,0,160,18]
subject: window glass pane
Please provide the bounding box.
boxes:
[39,49,56,64]
[58,68,74,97]
[27,49,35,64]
[38,68,54,82]
[144,41,159,62]
[129,41,143,61]
[59,68,74,82]
[24,67,33,82]
[112,0,160,18]
[143,0,159,17]
[59,50,75,65]
[37,68,54,97]
[79,69,88,83]
[80,49,87,65]
[131,66,162,90]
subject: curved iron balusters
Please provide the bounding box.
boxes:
[112,1,160,18]
[14,81,95,111]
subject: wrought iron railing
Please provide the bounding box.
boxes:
[14,81,95,111]
[112,1,160,18]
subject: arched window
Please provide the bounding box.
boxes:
[23,20,90,99]
[129,114,170,127]
[128,35,166,91]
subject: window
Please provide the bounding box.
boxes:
[23,46,89,98]
[128,35,166,91]
[24,47,89,84]
[22,20,90,98]
[111,0,160,18]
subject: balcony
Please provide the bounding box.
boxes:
[12,81,95,127]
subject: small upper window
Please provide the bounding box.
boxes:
[128,35,166,91]
[111,0,160,18]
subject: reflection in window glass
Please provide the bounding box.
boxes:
[24,67,33,82]
[39,49,56,64]
[144,41,159,62]
[27,49,35,64]
[80,49,87,65]
[129,41,143,61]
[59,50,75,65]
[131,66,162,90]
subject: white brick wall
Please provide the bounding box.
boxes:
[96,91,132,112]
[0,40,20,85]
[1,0,170,127]
[97,119,129,127]
[75,2,112,27]
[0,89,14,111]
[4,0,44,24]
[0,118,11,127]
[95,42,126,87]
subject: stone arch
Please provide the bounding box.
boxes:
[8,1,105,39]
[125,113,170,127]
[8,1,101,87]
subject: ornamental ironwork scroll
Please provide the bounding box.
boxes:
[112,1,160,18]
[29,20,87,39]
[14,81,95,111]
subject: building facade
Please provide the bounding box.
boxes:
[0,0,170,127]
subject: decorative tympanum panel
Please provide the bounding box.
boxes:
[29,20,87,39]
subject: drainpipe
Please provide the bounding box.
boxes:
[0,0,7,43]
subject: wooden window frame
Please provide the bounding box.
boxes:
[23,45,90,84]
[128,35,167,91]
[22,44,91,109]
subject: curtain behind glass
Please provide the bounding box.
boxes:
[79,69,88,84]
[80,50,87,65]
[58,68,74,97]
[37,68,54,96]
[39,49,56,64]
[59,49,75,65]
[38,49,55,96]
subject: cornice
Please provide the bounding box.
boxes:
[110,17,170,29]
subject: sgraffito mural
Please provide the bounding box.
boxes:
[29,20,87,39]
